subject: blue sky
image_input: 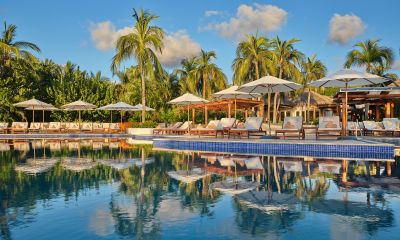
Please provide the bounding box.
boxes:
[2,0,400,82]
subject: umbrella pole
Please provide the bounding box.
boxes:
[343,82,348,137]
[78,110,81,129]
[187,105,190,124]
[120,110,123,133]
[42,110,45,130]
[268,88,271,136]
[32,106,35,124]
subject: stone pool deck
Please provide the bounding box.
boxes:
[152,136,395,161]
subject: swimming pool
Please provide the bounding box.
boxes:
[0,139,399,239]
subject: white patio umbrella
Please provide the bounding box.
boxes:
[25,105,59,127]
[213,85,260,118]
[309,69,389,135]
[97,101,137,126]
[168,93,209,124]
[132,104,155,112]
[13,98,53,123]
[61,100,97,123]
[238,76,301,134]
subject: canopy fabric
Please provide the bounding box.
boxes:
[213,85,260,99]
[238,76,301,94]
[13,98,52,108]
[168,93,209,105]
[309,69,388,87]
[61,100,97,110]
[25,106,59,111]
[97,101,137,111]
[132,104,155,111]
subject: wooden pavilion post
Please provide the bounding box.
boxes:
[192,109,195,124]
[385,102,391,118]
[259,102,264,120]
[376,105,380,121]
[204,106,208,124]
[228,101,232,118]
[341,98,346,136]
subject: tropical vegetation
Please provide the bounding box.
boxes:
[1,8,399,124]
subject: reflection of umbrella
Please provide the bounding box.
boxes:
[101,157,154,170]
[167,168,210,184]
[309,69,388,135]
[213,86,260,118]
[278,160,303,172]
[236,191,297,212]
[13,98,53,123]
[62,157,97,172]
[61,100,97,123]
[98,101,137,126]
[211,181,259,195]
[15,157,58,174]
[238,76,301,134]
[168,93,208,124]
[318,163,341,174]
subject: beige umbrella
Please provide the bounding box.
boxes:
[13,98,53,123]
[97,102,137,126]
[61,100,97,124]
[168,93,209,124]
[213,85,260,118]
[309,69,389,136]
[25,105,59,129]
[238,76,301,135]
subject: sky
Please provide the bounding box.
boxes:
[2,0,400,83]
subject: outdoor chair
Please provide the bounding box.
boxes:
[381,118,399,136]
[275,116,304,139]
[153,122,182,135]
[92,123,104,133]
[190,120,223,137]
[228,117,265,138]
[28,122,41,133]
[46,122,61,133]
[81,122,93,133]
[168,121,192,135]
[362,121,383,136]
[109,123,121,133]
[347,121,363,136]
[0,122,8,133]
[152,123,170,135]
[316,116,341,139]
[65,122,80,133]
[11,122,28,134]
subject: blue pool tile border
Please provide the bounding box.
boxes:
[153,139,395,160]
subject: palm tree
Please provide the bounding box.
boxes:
[271,36,303,123]
[345,39,394,73]
[111,8,164,122]
[173,57,198,94]
[0,21,40,71]
[300,54,327,122]
[193,50,227,99]
[232,34,274,85]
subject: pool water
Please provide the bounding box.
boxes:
[0,139,399,239]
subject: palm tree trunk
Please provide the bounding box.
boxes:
[273,93,278,123]
[254,60,260,80]
[202,72,208,99]
[140,67,146,123]
[267,92,271,122]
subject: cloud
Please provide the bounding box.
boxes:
[393,61,400,71]
[155,30,201,67]
[90,21,134,51]
[89,21,200,67]
[204,4,288,40]
[329,14,366,45]
[205,10,221,17]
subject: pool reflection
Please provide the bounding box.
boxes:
[0,139,399,239]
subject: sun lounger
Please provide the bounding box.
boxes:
[46,122,61,133]
[316,116,341,139]
[362,121,386,136]
[81,122,93,133]
[11,122,28,134]
[153,122,182,135]
[65,122,80,133]
[190,120,223,137]
[108,123,121,133]
[275,116,304,139]
[228,117,265,138]
[28,122,41,133]
[0,122,8,133]
[92,123,104,133]
[169,121,192,135]
[347,121,363,136]
[152,123,169,135]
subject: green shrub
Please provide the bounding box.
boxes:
[130,121,158,128]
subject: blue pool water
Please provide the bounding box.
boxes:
[0,139,399,239]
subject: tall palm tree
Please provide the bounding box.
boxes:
[300,54,327,122]
[345,39,394,73]
[111,8,164,122]
[0,21,40,70]
[173,57,198,94]
[232,34,274,85]
[271,36,303,123]
[193,50,227,99]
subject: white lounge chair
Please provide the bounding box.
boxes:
[316,116,341,139]
[81,122,93,133]
[46,122,61,133]
[0,122,9,133]
[28,122,41,133]
[11,122,28,134]
[190,120,223,137]
[228,117,265,138]
[275,116,304,139]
